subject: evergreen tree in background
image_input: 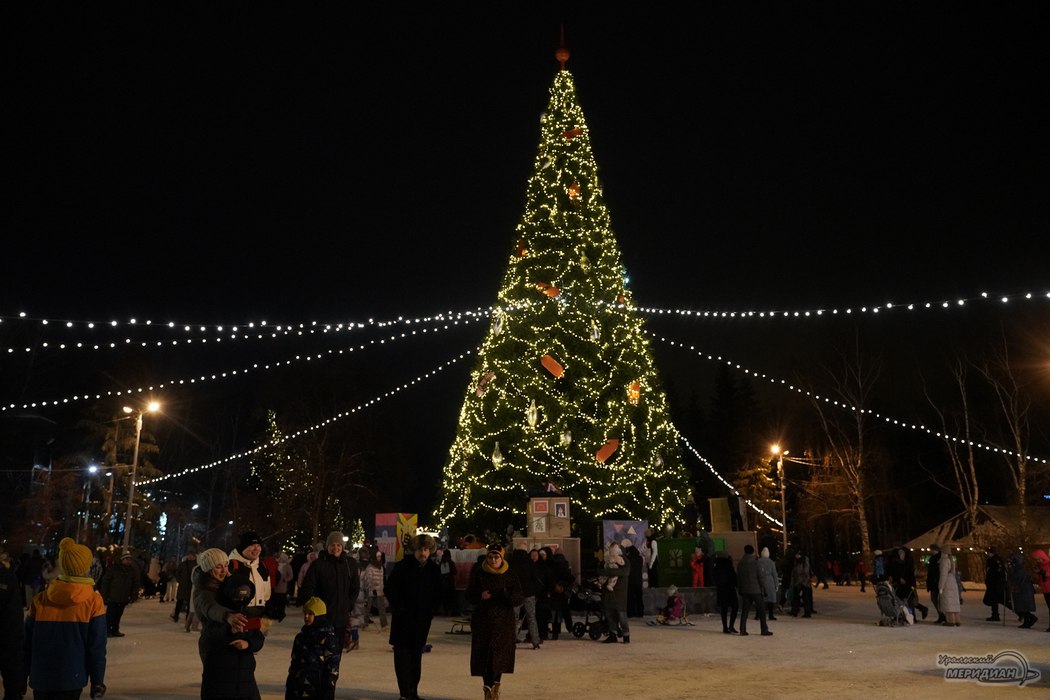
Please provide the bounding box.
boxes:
[435,54,688,531]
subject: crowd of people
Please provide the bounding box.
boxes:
[4,532,1050,699]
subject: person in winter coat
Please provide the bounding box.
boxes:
[689,548,705,588]
[1030,549,1050,631]
[25,537,107,700]
[0,546,26,700]
[712,550,739,634]
[736,545,771,636]
[601,541,631,643]
[467,544,524,700]
[192,547,264,700]
[298,530,361,689]
[297,551,318,595]
[1007,551,1038,628]
[360,550,388,629]
[385,534,441,700]
[789,551,814,618]
[227,531,273,632]
[275,552,294,613]
[506,541,541,648]
[926,544,947,624]
[99,551,138,637]
[983,546,1006,622]
[623,539,645,618]
[889,547,928,620]
[438,548,460,616]
[937,544,962,626]
[171,552,197,623]
[285,596,340,700]
[547,551,575,640]
[757,547,779,621]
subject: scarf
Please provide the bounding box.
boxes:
[57,574,95,586]
[482,558,508,575]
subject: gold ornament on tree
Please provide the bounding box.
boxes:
[560,430,572,446]
[627,380,641,405]
[526,399,539,427]
[590,320,600,341]
[492,442,504,467]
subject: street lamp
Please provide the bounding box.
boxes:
[121,401,160,552]
[772,444,789,554]
[77,464,99,542]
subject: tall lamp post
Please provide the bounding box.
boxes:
[121,401,160,552]
[772,444,789,554]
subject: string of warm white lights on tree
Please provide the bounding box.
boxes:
[433,64,689,529]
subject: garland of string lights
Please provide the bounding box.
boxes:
[650,332,1048,466]
[1,306,498,355]
[136,349,474,486]
[1,309,501,412]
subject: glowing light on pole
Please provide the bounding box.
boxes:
[121,401,160,552]
[772,444,788,553]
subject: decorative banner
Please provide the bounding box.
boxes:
[377,513,417,563]
[602,519,647,551]
[375,513,398,563]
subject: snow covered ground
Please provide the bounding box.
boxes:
[59,583,1048,699]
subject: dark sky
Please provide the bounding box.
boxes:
[4,5,1048,526]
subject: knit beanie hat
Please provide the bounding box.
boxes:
[326,530,345,547]
[198,548,229,573]
[303,596,327,617]
[58,537,93,577]
[237,531,263,553]
[760,547,770,558]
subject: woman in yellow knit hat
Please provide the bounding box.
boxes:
[25,537,107,699]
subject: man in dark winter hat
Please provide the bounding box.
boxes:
[228,531,272,632]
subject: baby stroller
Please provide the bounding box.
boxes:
[875,581,913,626]
[569,576,607,640]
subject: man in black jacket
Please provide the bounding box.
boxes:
[925,544,946,624]
[507,541,541,648]
[299,529,361,688]
[386,534,441,700]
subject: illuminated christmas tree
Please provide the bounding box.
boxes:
[434,46,688,531]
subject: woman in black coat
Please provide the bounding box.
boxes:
[467,544,524,700]
[385,535,441,700]
[712,550,738,634]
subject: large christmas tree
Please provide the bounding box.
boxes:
[434,48,688,531]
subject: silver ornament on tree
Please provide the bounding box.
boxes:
[560,430,572,446]
[526,399,539,427]
[492,442,504,467]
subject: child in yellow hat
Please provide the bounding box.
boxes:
[285,596,340,699]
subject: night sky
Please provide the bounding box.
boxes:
[4,5,1048,530]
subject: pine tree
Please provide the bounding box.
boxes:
[435,55,688,532]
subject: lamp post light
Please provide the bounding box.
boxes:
[121,401,160,553]
[772,444,789,554]
[78,464,99,543]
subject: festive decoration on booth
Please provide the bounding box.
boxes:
[435,54,687,529]
[540,354,565,378]
[595,439,620,463]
